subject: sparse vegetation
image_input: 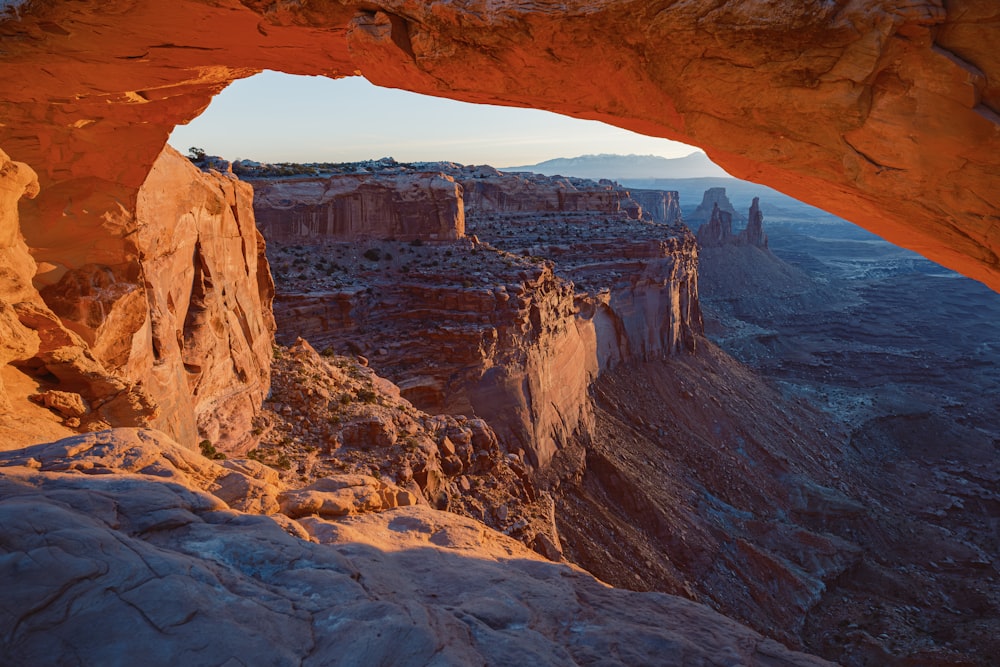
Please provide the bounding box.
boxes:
[199,439,226,460]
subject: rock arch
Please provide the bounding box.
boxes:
[1,0,997,290]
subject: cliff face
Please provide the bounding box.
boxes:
[629,189,683,225]
[690,187,741,227]
[256,165,702,470]
[253,172,465,243]
[460,167,628,216]
[132,147,275,450]
[266,238,596,471]
[0,146,274,450]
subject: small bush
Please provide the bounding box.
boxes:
[357,388,378,404]
[199,439,226,460]
[363,248,381,261]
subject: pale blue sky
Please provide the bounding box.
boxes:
[168,71,699,167]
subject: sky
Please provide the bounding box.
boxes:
[168,71,700,168]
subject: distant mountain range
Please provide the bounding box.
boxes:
[501,151,731,180]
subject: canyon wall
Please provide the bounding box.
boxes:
[253,172,464,243]
[256,166,701,470]
[629,189,683,225]
[0,145,274,450]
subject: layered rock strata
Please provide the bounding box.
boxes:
[266,237,596,471]
[253,171,465,243]
[255,164,701,470]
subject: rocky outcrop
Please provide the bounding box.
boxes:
[629,189,683,225]
[698,197,769,249]
[696,203,735,248]
[742,197,769,249]
[0,145,273,451]
[0,0,997,291]
[0,428,834,667]
[131,146,275,451]
[253,171,465,243]
[690,187,741,227]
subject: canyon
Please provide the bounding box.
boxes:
[1,1,999,665]
[248,160,999,664]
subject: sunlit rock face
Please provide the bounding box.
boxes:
[0,0,996,291]
[0,144,273,450]
[132,146,275,451]
[0,427,835,667]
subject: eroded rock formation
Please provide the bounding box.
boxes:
[0,0,995,291]
[131,146,275,450]
[1,145,273,450]
[255,164,700,470]
[698,196,770,249]
[690,187,741,227]
[0,427,832,667]
[253,171,465,243]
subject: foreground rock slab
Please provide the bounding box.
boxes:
[0,428,833,666]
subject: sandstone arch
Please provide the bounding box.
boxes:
[0,0,997,362]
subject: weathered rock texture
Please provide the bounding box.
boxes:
[256,164,701,470]
[266,237,597,472]
[629,189,683,225]
[0,148,160,442]
[253,171,465,243]
[0,428,833,667]
[690,187,742,227]
[0,0,995,290]
[0,144,273,450]
[132,146,275,450]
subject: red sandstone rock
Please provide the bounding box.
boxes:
[0,427,835,667]
[2,0,992,289]
[132,146,275,451]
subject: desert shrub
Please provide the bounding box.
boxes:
[363,248,381,261]
[199,439,226,460]
[356,388,378,404]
